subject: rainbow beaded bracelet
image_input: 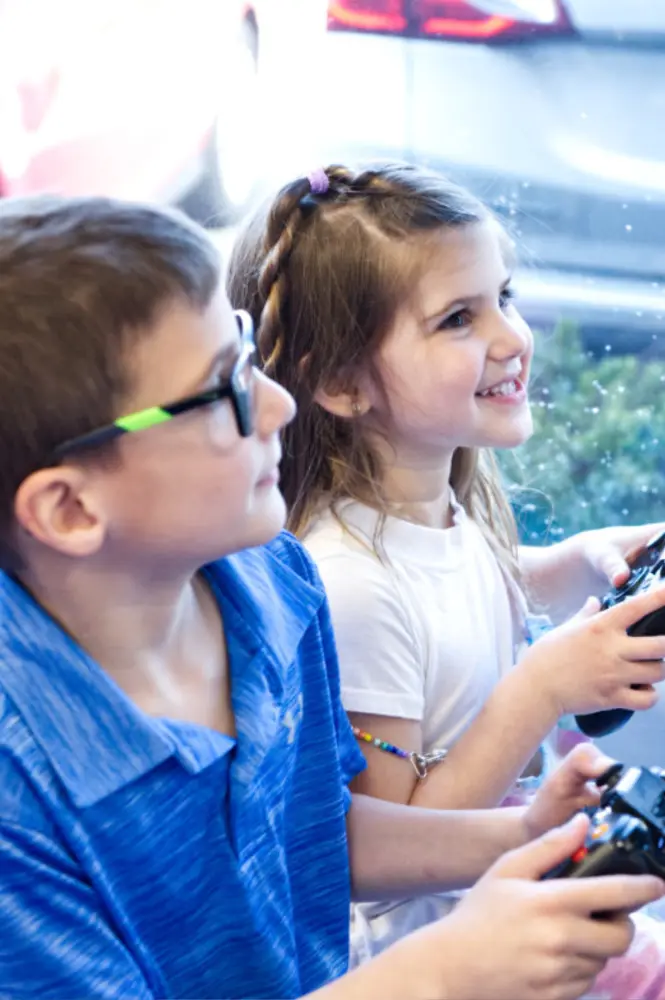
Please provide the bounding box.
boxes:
[352,725,448,779]
[352,724,545,789]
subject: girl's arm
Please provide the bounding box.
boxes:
[349,656,558,811]
[316,546,665,812]
[519,522,665,624]
[349,578,665,811]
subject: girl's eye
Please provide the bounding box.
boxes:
[499,286,516,310]
[438,309,472,331]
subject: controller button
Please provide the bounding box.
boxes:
[591,823,609,840]
[571,847,588,863]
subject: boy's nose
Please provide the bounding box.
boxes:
[255,370,296,437]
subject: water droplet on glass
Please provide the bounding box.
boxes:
[617,385,626,393]
[625,224,633,232]
[592,380,607,396]
[604,345,612,352]
[622,509,629,516]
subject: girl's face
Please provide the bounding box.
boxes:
[364,220,534,469]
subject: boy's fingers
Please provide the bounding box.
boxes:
[552,874,665,916]
[490,815,589,881]
[569,913,635,959]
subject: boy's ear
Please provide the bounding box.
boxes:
[14,467,106,558]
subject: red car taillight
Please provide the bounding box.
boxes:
[328,1,574,41]
[327,1,407,34]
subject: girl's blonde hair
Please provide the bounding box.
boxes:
[227,162,520,580]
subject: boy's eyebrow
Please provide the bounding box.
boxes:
[189,342,240,394]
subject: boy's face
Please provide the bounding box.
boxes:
[26,286,295,571]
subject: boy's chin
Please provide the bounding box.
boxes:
[241,497,288,550]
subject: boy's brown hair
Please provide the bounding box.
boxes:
[227,162,520,578]
[0,195,220,571]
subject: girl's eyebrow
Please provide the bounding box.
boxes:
[425,275,514,323]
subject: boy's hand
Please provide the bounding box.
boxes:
[408,814,665,1000]
[520,581,665,719]
[523,743,614,841]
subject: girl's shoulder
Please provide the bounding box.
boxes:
[304,501,381,562]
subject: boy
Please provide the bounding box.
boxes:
[0,195,660,1000]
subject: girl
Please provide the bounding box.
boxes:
[227,162,665,999]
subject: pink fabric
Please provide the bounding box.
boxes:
[590,911,665,999]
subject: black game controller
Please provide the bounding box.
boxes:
[543,762,665,881]
[575,528,665,738]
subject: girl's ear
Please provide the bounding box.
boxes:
[314,384,370,419]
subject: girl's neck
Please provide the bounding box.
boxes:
[379,463,454,529]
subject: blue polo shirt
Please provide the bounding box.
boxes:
[0,532,366,999]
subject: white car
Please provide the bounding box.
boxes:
[245,0,665,351]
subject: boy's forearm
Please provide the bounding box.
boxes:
[306,939,433,1000]
[347,793,527,901]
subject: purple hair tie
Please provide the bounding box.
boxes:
[307,168,329,196]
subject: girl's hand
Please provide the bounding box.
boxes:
[576,523,665,590]
[523,743,614,841]
[518,580,665,718]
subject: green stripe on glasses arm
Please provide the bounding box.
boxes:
[115,407,173,433]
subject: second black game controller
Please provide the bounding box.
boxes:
[575,528,665,738]
[542,762,665,882]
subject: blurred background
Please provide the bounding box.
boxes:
[2,0,664,762]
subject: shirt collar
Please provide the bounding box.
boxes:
[0,535,323,810]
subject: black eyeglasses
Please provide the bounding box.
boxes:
[51,310,256,461]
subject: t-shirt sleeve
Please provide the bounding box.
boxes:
[314,551,425,722]
[0,821,154,999]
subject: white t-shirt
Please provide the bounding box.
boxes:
[305,496,523,751]
[304,496,529,962]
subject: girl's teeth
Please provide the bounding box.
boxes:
[481,380,517,397]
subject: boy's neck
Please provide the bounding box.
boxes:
[18,559,235,734]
